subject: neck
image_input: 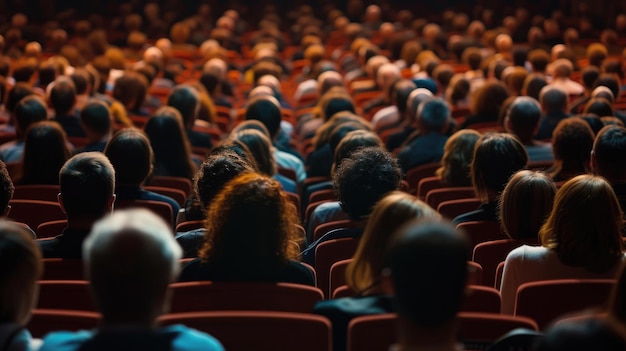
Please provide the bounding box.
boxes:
[66,217,98,231]
[100,314,158,330]
[397,317,458,351]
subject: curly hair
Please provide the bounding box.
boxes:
[199,173,300,268]
[194,149,255,208]
[334,146,403,220]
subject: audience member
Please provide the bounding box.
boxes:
[49,78,86,138]
[314,191,440,351]
[397,98,450,172]
[144,107,197,180]
[500,174,625,314]
[38,152,115,258]
[548,117,594,182]
[384,220,469,351]
[166,85,213,150]
[104,128,180,224]
[536,86,570,140]
[504,96,554,162]
[435,129,481,187]
[303,147,403,264]
[76,100,112,153]
[40,209,224,351]
[179,173,314,286]
[17,121,71,185]
[0,95,47,162]
[453,133,528,224]
[591,125,626,210]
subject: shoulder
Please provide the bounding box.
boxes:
[165,325,224,351]
[314,296,393,317]
[284,260,316,286]
[40,330,93,351]
[179,258,211,282]
[506,245,549,263]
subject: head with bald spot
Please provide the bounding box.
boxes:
[376,63,401,93]
[406,88,434,125]
[591,86,615,104]
[365,55,390,79]
[203,58,227,79]
[495,34,512,53]
[84,209,181,325]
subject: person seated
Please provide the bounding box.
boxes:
[453,133,528,225]
[40,209,224,351]
[0,220,42,350]
[504,96,554,162]
[49,77,86,138]
[536,86,571,140]
[500,174,626,314]
[179,173,314,286]
[314,192,440,351]
[460,81,510,129]
[104,128,180,225]
[398,98,451,173]
[16,121,71,185]
[38,152,115,258]
[144,107,198,180]
[175,149,255,257]
[0,95,47,162]
[384,220,470,351]
[435,129,481,187]
[166,85,213,150]
[547,117,594,182]
[302,146,403,265]
[76,100,112,153]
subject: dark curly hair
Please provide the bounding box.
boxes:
[194,149,255,208]
[333,147,403,220]
[199,173,300,268]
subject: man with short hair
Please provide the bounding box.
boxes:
[38,152,116,258]
[536,86,571,140]
[384,221,469,351]
[505,96,554,162]
[245,95,306,181]
[76,100,112,153]
[397,98,450,172]
[39,209,224,351]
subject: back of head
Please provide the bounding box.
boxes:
[592,125,626,182]
[200,173,299,267]
[506,96,542,141]
[22,121,70,185]
[49,78,76,115]
[333,130,383,169]
[60,152,115,221]
[471,133,528,202]
[84,209,180,321]
[347,192,440,293]
[104,128,153,186]
[386,220,469,328]
[552,117,595,167]
[417,98,449,133]
[437,129,481,187]
[195,149,255,208]
[0,220,41,325]
[583,97,614,117]
[593,74,620,99]
[539,86,567,113]
[14,95,47,138]
[80,100,111,139]
[334,147,403,220]
[166,85,199,127]
[245,96,282,139]
[540,174,624,273]
[230,129,275,177]
[499,170,556,240]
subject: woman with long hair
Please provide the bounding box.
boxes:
[144,106,197,180]
[500,175,625,314]
[18,121,71,185]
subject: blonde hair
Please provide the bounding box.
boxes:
[345,192,440,294]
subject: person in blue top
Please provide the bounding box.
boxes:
[39,209,224,351]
